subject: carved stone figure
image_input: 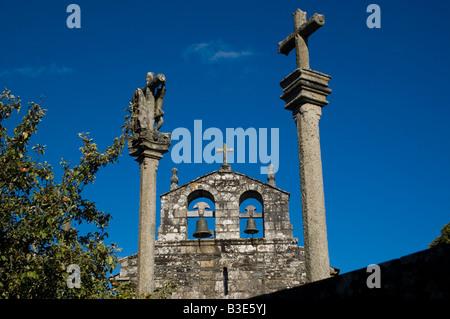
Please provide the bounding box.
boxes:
[127,72,171,296]
[132,72,166,134]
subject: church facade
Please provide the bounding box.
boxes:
[117,6,335,298]
[115,165,307,298]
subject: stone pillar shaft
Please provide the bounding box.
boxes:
[280,68,332,283]
[128,131,171,296]
[137,156,159,295]
[294,104,329,282]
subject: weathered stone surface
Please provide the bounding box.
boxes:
[158,169,292,241]
[278,9,325,69]
[170,167,178,190]
[293,103,330,283]
[254,244,450,300]
[118,238,306,299]
[129,136,171,296]
[280,68,331,110]
[116,167,307,298]
[279,9,332,284]
[127,72,172,296]
[131,72,166,134]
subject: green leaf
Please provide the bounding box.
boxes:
[26,271,39,279]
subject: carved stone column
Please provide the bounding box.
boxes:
[280,68,332,282]
[128,131,171,295]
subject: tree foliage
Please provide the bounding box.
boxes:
[0,88,131,298]
[429,221,450,248]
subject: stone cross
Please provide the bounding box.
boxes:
[128,72,172,296]
[278,9,325,69]
[216,143,233,166]
[279,9,331,283]
[131,72,166,134]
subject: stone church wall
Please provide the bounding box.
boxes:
[158,169,293,242]
[116,168,307,298]
[118,238,306,299]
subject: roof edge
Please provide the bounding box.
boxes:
[160,169,290,197]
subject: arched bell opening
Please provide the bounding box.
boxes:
[239,191,264,238]
[187,189,215,239]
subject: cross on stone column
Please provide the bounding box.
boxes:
[216,143,233,170]
[278,9,325,69]
[128,72,172,296]
[279,9,331,283]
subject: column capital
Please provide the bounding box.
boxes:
[295,103,322,117]
[128,130,171,163]
[280,68,332,112]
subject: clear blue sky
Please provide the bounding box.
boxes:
[1,0,449,274]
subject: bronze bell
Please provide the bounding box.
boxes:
[193,217,212,239]
[244,218,259,235]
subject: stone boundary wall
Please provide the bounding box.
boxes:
[253,244,450,299]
